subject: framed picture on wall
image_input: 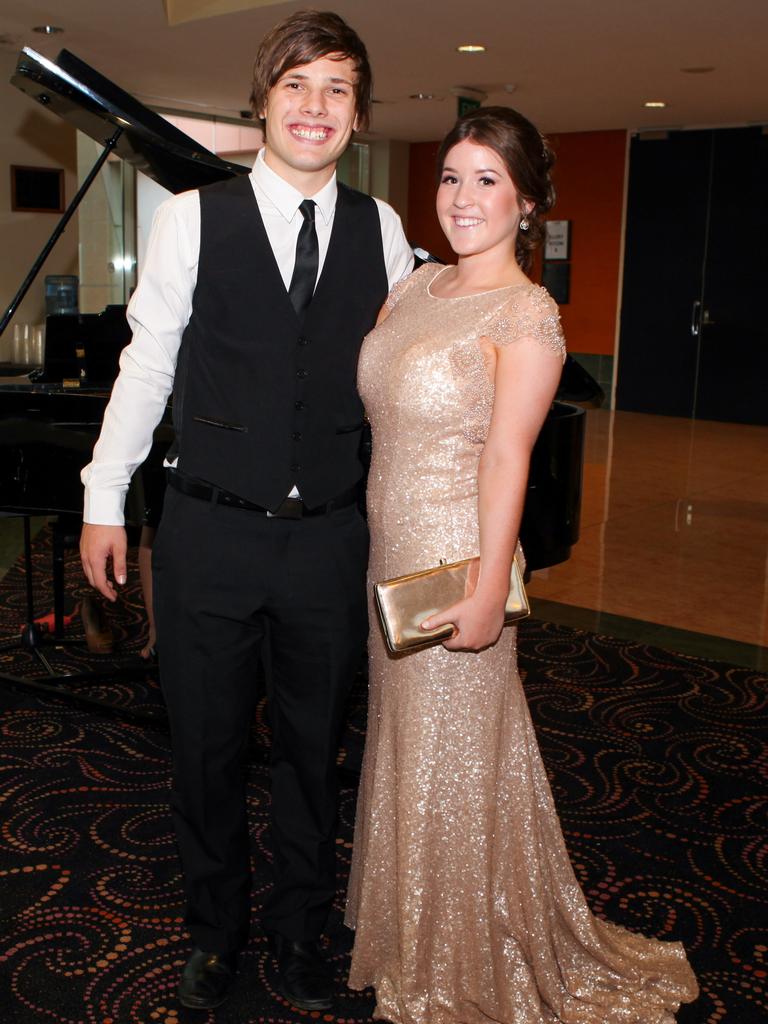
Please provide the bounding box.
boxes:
[11,165,64,213]
[544,220,571,261]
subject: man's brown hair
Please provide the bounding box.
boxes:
[250,10,373,131]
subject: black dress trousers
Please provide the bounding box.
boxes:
[152,485,369,954]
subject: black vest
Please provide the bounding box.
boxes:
[172,174,388,510]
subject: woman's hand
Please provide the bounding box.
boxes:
[421,591,507,652]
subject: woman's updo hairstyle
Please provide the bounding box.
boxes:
[436,106,556,274]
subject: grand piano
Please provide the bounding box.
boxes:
[1,47,588,581]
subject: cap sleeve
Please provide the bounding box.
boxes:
[484,285,566,362]
[383,273,413,311]
[383,264,437,311]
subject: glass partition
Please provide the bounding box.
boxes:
[76,132,137,313]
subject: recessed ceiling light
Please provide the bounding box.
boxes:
[681,66,715,74]
[410,93,436,100]
[32,25,64,34]
[457,44,486,54]
[643,100,667,109]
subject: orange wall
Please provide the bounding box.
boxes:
[406,141,454,264]
[547,130,626,354]
[406,130,627,355]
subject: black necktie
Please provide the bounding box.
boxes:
[288,199,318,318]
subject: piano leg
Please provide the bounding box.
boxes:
[13,515,57,675]
[52,517,67,640]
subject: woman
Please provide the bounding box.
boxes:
[346,107,698,1024]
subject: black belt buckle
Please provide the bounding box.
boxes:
[269,497,304,519]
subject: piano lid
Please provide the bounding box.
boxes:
[11,47,249,194]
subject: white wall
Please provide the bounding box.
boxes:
[0,49,78,337]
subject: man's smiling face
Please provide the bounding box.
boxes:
[261,54,359,193]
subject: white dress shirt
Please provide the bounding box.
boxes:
[81,149,414,524]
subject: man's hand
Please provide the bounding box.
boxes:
[80,523,128,602]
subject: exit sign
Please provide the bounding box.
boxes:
[457,95,481,117]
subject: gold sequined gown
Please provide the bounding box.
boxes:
[345,265,698,1024]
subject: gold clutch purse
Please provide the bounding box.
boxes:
[374,556,529,654]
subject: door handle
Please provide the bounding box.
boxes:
[690,299,701,337]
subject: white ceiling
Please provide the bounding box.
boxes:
[1,0,767,142]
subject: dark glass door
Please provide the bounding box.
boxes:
[694,127,768,424]
[616,131,711,418]
[616,127,768,426]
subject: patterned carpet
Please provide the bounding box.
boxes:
[0,533,766,1023]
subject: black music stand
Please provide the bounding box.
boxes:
[0,513,82,674]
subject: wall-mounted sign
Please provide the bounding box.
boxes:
[544,219,571,261]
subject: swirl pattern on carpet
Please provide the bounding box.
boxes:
[0,537,766,1022]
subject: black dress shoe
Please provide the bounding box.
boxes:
[270,936,333,1011]
[178,947,237,1009]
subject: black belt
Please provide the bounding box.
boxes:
[166,470,358,519]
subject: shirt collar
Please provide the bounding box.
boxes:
[251,148,337,226]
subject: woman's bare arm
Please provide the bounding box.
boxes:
[422,335,562,650]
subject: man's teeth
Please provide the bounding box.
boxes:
[291,126,329,140]
[454,217,483,227]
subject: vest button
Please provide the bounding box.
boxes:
[290,462,302,472]
[292,432,303,442]
[297,336,310,346]
[294,400,306,411]
[296,368,309,379]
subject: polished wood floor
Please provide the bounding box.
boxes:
[528,409,768,660]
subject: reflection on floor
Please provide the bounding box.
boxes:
[527,409,768,669]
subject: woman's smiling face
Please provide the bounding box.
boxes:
[436,139,529,261]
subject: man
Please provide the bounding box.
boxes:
[80,10,413,1012]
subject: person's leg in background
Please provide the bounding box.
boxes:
[138,461,167,659]
[138,525,156,658]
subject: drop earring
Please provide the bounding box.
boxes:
[519,214,530,232]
